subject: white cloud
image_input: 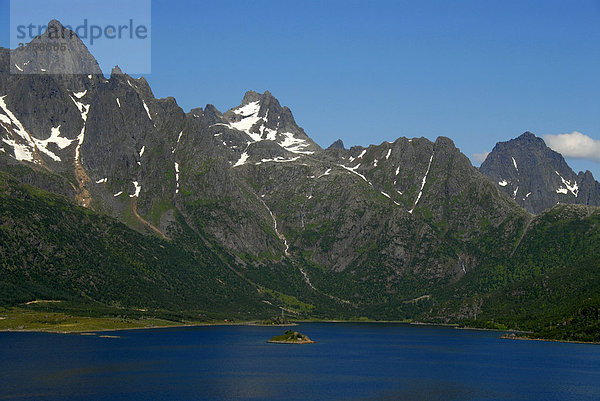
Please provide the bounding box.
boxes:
[543,132,600,163]
[471,151,490,164]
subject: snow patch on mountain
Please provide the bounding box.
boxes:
[209,123,230,129]
[339,163,371,184]
[233,150,250,167]
[233,101,261,118]
[260,126,278,141]
[174,162,180,194]
[409,154,434,214]
[1,138,33,162]
[554,171,578,197]
[142,100,152,121]
[229,101,262,138]
[0,114,10,126]
[257,156,301,165]
[317,168,332,178]
[130,181,141,198]
[69,94,91,163]
[226,100,314,155]
[32,126,74,162]
[279,132,314,154]
[0,95,41,163]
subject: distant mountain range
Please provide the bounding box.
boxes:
[1,21,598,342]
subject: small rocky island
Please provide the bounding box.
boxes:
[267,330,315,344]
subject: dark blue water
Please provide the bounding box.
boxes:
[1,323,599,400]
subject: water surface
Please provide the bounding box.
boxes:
[1,323,599,400]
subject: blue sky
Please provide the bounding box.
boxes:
[1,0,599,176]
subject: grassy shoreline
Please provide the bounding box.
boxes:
[0,306,249,334]
[0,310,455,334]
[1,308,598,345]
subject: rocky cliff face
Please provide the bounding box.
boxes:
[2,21,588,318]
[11,19,103,76]
[480,132,600,214]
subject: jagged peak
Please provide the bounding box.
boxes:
[328,139,346,150]
[11,19,102,75]
[111,65,124,76]
[239,90,281,107]
[46,19,66,33]
[434,136,456,149]
[204,104,220,114]
[489,131,548,154]
[519,131,537,139]
[579,170,597,182]
[516,131,545,143]
[241,90,263,105]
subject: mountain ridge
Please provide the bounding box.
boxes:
[1,21,599,342]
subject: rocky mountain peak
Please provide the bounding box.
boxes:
[328,139,346,150]
[480,132,600,213]
[515,131,546,147]
[519,131,537,139]
[199,104,220,125]
[434,136,456,149]
[215,90,321,160]
[11,19,103,75]
[111,65,124,76]
[241,90,263,105]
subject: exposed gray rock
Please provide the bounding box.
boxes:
[480,132,600,214]
[327,139,345,150]
[1,21,577,316]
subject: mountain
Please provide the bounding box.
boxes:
[480,132,600,214]
[432,203,600,342]
[1,21,599,341]
[0,171,274,318]
[10,19,103,76]
[327,139,346,150]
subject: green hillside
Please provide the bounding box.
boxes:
[0,171,275,321]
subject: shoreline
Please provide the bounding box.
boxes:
[0,320,266,335]
[455,326,518,333]
[0,319,433,334]
[501,333,600,346]
[266,340,315,344]
[2,319,598,345]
